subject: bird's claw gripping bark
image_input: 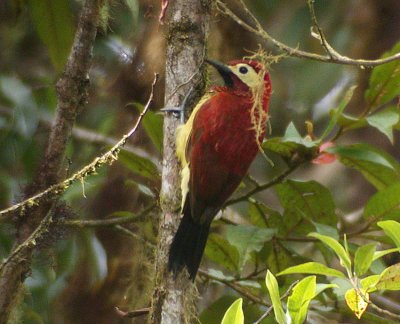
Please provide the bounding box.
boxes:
[160,87,194,123]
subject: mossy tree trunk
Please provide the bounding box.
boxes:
[150,0,210,323]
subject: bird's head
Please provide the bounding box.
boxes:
[205,58,271,96]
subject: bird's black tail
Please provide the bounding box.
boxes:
[168,210,211,280]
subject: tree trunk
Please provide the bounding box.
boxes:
[150,0,209,323]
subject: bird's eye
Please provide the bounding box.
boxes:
[239,66,248,74]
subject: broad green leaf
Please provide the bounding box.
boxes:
[373,247,400,261]
[200,296,238,324]
[134,103,163,152]
[336,113,367,130]
[308,233,351,271]
[276,180,336,235]
[367,109,400,143]
[360,275,380,293]
[265,271,286,324]
[287,276,316,324]
[263,137,309,159]
[28,0,74,72]
[364,183,400,221]
[354,243,376,276]
[277,262,345,278]
[320,86,356,141]
[221,298,244,324]
[376,263,400,291]
[345,288,369,319]
[313,222,339,240]
[119,150,159,181]
[377,221,400,248]
[205,233,239,272]
[365,42,400,110]
[226,225,276,269]
[282,122,316,148]
[266,241,293,275]
[315,283,339,296]
[262,123,317,162]
[247,200,281,228]
[327,144,400,190]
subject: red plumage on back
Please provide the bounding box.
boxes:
[168,59,272,279]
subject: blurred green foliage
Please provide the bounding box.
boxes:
[0,0,399,323]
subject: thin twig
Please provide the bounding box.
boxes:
[115,306,151,318]
[224,164,300,207]
[253,279,299,324]
[0,104,157,164]
[216,0,400,67]
[112,225,155,249]
[61,203,157,227]
[0,74,159,220]
[306,0,340,59]
[0,206,55,274]
[198,269,269,306]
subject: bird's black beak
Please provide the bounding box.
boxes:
[205,59,234,88]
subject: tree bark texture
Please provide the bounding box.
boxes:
[0,1,101,322]
[151,0,210,323]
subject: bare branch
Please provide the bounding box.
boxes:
[0,75,159,220]
[61,203,157,227]
[224,163,301,207]
[0,1,104,319]
[216,0,400,67]
[198,269,270,307]
[115,306,151,318]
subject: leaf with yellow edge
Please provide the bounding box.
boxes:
[376,263,400,291]
[221,298,244,324]
[345,288,369,319]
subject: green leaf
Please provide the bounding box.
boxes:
[313,222,339,240]
[377,220,400,248]
[221,298,244,324]
[247,200,281,228]
[276,180,336,235]
[277,262,345,278]
[327,144,400,190]
[282,122,316,148]
[336,113,367,130]
[263,138,306,159]
[345,288,369,319]
[225,225,276,269]
[315,283,339,296]
[367,109,400,143]
[320,85,356,141]
[262,123,317,162]
[134,103,163,152]
[373,247,400,261]
[28,0,74,72]
[308,233,351,272]
[364,183,400,221]
[375,263,400,291]
[360,275,380,293]
[200,296,237,324]
[365,42,400,110]
[287,276,316,324]
[354,243,376,276]
[265,271,286,324]
[119,150,159,181]
[205,233,239,272]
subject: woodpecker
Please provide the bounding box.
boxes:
[168,59,272,280]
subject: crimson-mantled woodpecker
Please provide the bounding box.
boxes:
[168,59,272,280]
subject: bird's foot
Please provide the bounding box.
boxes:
[160,86,195,123]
